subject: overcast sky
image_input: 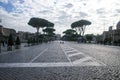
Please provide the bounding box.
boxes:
[0,0,120,35]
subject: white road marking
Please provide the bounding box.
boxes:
[90,56,107,66]
[65,50,78,53]
[60,45,73,66]
[0,43,106,67]
[61,44,106,66]
[71,44,107,66]
[0,62,102,68]
[0,63,71,68]
[73,56,92,64]
[68,52,83,57]
[29,48,48,63]
[74,62,102,66]
[72,56,102,66]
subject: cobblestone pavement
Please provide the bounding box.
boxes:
[0,43,27,53]
[33,42,69,62]
[0,66,120,80]
[0,44,48,63]
[65,42,120,66]
[0,41,120,80]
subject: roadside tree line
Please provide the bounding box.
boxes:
[62,19,92,43]
[27,17,55,45]
[0,17,56,52]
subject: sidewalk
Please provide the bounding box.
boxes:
[0,43,27,53]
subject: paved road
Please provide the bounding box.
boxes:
[0,41,120,80]
[65,42,120,66]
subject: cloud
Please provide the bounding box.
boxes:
[96,8,106,14]
[116,9,120,13]
[79,12,88,18]
[0,0,120,35]
[0,0,8,3]
[64,3,73,8]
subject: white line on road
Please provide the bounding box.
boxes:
[68,52,83,57]
[73,56,92,63]
[0,63,71,68]
[65,50,78,53]
[60,44,73,66]
[70,44,107,66]
[0,62,103,68]
[61,44,107,66]
[29,48,48,63]
[90,57,107,66]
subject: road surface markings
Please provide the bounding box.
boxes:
[65,50,78,53]
[72,56,101,66]
[73,56,92,63]
[0,62,105,68]
[29,48,48,63]
[60,45,73,66]
[0,43,106,68]
[0,63,72,68]
[68,52,83,57]
[60,44,106,66]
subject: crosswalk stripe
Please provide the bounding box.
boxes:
[0,62,102,68]
[73,57,92,63]
[0,63,72,68]
[65,50,78,53]
[68,52,83,57]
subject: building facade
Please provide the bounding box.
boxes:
[0,25,16,42]
[17,31,35,42]
[103,21,120,45]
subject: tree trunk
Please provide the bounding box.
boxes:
[37,27,40,36]
[82,26,86,36]
[78,27,82,36]
[36,27,40,44]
